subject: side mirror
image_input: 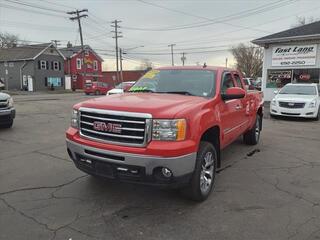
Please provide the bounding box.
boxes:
[273,90,278,94]
[221,87,246,100]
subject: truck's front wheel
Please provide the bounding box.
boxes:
[184,141,217,201]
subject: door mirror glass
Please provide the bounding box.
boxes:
[221,87,246,100]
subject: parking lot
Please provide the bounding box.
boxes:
[0,93,320,240]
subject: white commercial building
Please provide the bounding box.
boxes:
[252,21,320,101]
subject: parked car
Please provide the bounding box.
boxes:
[243,78,255,90]
[84,82,111,95]
[0,79,5,90]
[270,83,320,120]
[66,66,263,201]
[254,77,262,91]
[0,92,15,128]
[106,81,135,95]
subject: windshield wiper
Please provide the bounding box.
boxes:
[129,89,154,93]
[158,91,195,96]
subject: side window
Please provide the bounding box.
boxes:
[221,73,235,94]
[234,74,244,89]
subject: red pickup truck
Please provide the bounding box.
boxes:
[66,66,263,201]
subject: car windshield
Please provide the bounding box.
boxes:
[115,83,123,89]
[279,85,316,95]
[129,69,216,97]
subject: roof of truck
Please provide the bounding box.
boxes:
[155,66,234,71]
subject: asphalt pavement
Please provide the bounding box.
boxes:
[0,93,320,240]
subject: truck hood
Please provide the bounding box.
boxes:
[76,93,208,118]
[275,94,317,102]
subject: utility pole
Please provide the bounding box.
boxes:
[168,44,176,66]
[68,9,88,89]
[111,20,122,83]
[119,48,123,82]
[225,57,228,68]
[181,52,186,66]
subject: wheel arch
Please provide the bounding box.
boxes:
[200,125,221,168]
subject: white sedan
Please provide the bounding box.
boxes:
[270,83,320,120]
[106,81,135,96]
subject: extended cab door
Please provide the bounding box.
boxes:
[219,72,245,146]
[232,72,250,131]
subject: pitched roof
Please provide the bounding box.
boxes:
[59,45,103,62]
[0,43,65,62]
[252,21,320,45]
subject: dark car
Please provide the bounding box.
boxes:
[84,82,112,95]
[0,92,15,128]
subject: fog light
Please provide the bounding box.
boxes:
[162,167,172,178]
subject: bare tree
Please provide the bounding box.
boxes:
[292,16,318,27]
[231,43,263,78]
[0,32,19,48]
[135,59,154,71]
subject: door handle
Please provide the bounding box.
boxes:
[235,105,242,110]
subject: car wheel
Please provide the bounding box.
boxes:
[183,141,217,202]
[243,115,261,145]
[315,107,320,121]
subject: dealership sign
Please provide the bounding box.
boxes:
[271,44,317,66]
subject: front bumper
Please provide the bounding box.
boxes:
[270,105,318,118]
[66,139,196,188]
[0,108,15,124]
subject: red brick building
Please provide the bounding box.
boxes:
[60,44,103,89]
[101,70,147,87]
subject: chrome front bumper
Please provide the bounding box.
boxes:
[66,139,197,179]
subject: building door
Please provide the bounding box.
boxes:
[27,76,33,91]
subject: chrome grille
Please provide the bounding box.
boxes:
[279,101,305,109]
[79,107,152,147]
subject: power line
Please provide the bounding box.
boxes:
[123,0,296,31]
[0,2,67,18]
[4,0,66,13]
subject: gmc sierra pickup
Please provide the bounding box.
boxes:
[0,92,15,128]
[66,66,263,201]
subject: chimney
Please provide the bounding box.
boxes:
[67,41,72,48]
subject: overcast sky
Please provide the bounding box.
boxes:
[1,0,320,70]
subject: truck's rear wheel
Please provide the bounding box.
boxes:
[183,141,217,201]
[243,115,261,145]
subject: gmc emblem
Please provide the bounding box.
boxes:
[93,121,122,134]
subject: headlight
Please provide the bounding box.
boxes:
[152,119,186,141]
[308,99,317,108]
[8,97,14,108]
[271,98,276,106]
[71,109,79,129]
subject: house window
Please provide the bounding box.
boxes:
[76,58,82,69]
[47,77,62,87]
[40,60,47,70]
[53,61,60,71]
[85,50,89,56]
[93,60,98,70]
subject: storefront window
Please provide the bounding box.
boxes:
[292,69,320,84]
[267,70,292,88]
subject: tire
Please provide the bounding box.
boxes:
[85,93,89,95]
[243,115,261,145]
[183,141,217,202]
[314,108,320,121]
[95,90,100,95]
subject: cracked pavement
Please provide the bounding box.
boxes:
[0,93,320,240]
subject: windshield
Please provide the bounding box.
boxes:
[115,83,123,89]
[279,85,316,95]
[129,69,216,97]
